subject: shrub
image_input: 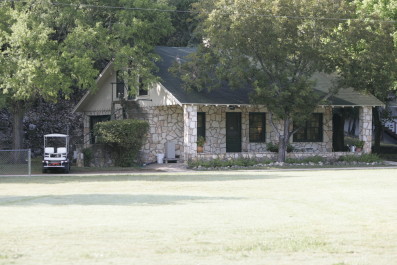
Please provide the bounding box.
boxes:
[82,147,93,167]
[188,157,272,169]
[338,153,382,163]
[266,142,294,153]
[286,155,326,164]
[94,119,149,167]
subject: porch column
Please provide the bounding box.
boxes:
[323,106,333,152]
[183,105,198,161]
[83,115,90,148]
[359,106,373,153]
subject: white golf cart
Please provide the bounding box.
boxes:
[42,134,70,173]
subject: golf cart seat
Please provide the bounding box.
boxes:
[45,147,55,154]
[57,147,67,154]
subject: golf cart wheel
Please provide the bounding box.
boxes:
[64,165,70,174]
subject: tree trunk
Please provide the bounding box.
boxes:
[277,119,290,162]
[372,107,382,154]
[11,101,25,150]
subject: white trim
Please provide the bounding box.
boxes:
[44,134,68,137]
[72,61,114,113]
[179,103,383,108]
[159,83,182,106]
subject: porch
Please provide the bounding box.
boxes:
[181,104,373,162]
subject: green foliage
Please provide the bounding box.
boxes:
[266,142,295,153]
[286,156,326,164]
[82,148,93,167]
[345,137,365,148]
[188,157,273,168]
[161,0,200,46]
[0,0,173,148]
[94,119,149,167]
[197,136,206,147]
[326,1,397,152]
[338,153,382,163]
[354,0,397,46]
[177,0,347,161]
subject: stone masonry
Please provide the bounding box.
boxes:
[141,105,184,163]
[195,105,333,157]
[359,106,372,153]
[80,104,367,165]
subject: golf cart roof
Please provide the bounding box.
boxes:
[44,134,69,138]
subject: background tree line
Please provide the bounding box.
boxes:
[0,0,396,162]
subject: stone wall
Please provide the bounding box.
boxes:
[196,105,333,156]
[79,104,338,164]
[141,105,184,163]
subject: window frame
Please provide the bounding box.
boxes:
[249,112,266,143]
[197,112,206,139]
[293,113,323,142]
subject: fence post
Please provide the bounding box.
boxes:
[28,149,31,177]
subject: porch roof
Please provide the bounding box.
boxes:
[155,46,384,107]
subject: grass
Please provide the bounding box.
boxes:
[0,169,397,265]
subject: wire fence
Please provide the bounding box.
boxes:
[0,149,31,176]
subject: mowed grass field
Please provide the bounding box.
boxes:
[0,169,396,265]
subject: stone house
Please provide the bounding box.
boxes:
[73,46,384,164]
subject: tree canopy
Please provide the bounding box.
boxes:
[177,0,348,161]
[326,0,397,152]
[0,0,173,149]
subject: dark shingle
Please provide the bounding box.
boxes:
[155,47,384,107]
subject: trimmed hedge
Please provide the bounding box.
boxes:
[94,119,149,167]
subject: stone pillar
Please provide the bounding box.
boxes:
[183,105,198,161]
[323,106,333,152]
[359,106,372,153]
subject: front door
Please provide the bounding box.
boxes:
[226,112,242,152]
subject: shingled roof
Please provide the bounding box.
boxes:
[155,46,384,107]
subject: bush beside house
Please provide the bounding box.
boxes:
[94,119,149,167]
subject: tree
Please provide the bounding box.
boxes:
[326,0,397,152]
[0,0,173,150]
[177,0,347,161]
[160,0,200,46]
[355,0,397,45]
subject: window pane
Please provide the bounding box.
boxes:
[293,113,323,142]
[249,113,266,142]
[197,112,206,139]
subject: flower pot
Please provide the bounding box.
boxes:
[197,146,204,153]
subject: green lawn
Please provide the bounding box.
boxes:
[0,169,396,265]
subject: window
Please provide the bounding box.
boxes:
[293,113,323,142]
[138,77,148,96]
[197,112,206,139]
[116,71,126,99]
[249,112,266,142]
